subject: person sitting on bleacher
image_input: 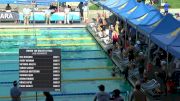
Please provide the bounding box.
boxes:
[23,5,31,25]
[5,4,12,12]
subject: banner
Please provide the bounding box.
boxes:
[0,12,19,21]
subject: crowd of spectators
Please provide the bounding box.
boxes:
[90,11,180,100]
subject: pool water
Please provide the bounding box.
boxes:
[0,28,132,101]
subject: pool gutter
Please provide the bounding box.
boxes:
[0,24,86,29]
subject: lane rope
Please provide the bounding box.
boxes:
[36,43,96,46]
[37,37,92,41]
[0,57,107,64]
[0,77,123,84]
[0,34,41,36]
[0,66,113,72]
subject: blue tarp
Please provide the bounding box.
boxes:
[168,28,180,59]
[99,0,120,9]
[58,0,87,2]
[111,0,137,16]
[168,47,180,59]
[104,0,128,10]
[120,2,156,21]
[129,10,163,30]
[150,14,179,36]
[151,28,179,51]
[116,0,138,18]
[138,14,178,38]
[150,14,180,51]
[108,0,128,12]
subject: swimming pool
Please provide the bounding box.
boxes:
[0,28,132,101]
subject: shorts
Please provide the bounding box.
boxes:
[24,15,30,19]
[165,10,168,14]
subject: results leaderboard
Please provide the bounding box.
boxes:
[19,49,61,91]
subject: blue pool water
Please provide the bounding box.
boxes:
[0,28,132,101]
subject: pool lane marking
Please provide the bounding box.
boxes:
[36,43,96,46]
[0,66,113,72]
[0,34,41,36]
[0,77,123,84]
[63,66,113,70]
[37,37,92,41]
[0,57,107,63]
[62,77,123,82]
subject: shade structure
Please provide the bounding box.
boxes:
[120,2,156,21]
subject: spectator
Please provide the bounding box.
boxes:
[5,4,12,11]
[153,53,161,68]
[109,25,114,41]
[164,2,170,15]
[130,82,147,101]
[173,58,180,69]
[78,2,84,20]
[10,81,21,101]
[115,21,120,34]
[43,92,54,101]
[111,89,124,101]
[23,5,31,25]
[68,5,71,10]
[94,84,110,101]
[64,5,70,24]
[49,3,57,11]
[83,2,88,22]
[45,7,51,24]
[96,13,102,25]
[128,46,135,62]
[112,29,119,45]
[166,76,175,94]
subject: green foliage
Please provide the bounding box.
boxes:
[167,0,180,8]
[89,4,100,10]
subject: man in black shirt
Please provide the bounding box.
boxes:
[5,4,12,11]
[43,92,54,101]
[78,2,84,20]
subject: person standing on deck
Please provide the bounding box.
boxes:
[130,82,147,101]
[43,92,54,101]
[78,2,84,21]
[64,5,70,24]
[23,5,31,25]
[10,81,21,101]
[164,1,170,15]
[94,84,110,101]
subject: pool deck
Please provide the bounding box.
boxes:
[0,24,86,29]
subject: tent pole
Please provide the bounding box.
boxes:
[135,26,138,41]
[166,52,169,75]
[148,38,150,63]
[125,19,127,48]
[58,2,59,12]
